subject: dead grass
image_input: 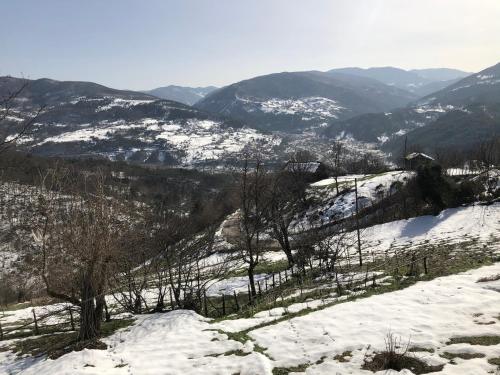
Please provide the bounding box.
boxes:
[477,274,500,283]
[333,351,352,362]
[447,335,500,346]
[363,333,443,374]
[440,352,485,360]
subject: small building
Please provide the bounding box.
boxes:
[284,161,329,181]
[405,152,434,170]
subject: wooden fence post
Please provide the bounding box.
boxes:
[257,281,262,296]
[233,290,240,312]
[32,309,39,335]
[423,257,428,275]
[69,308,75,331]
[0,319,3,340]
[272,273,275,288]
[203,290,208,317]
[285,269,288,282]
[222,294,226,316]
[247,284,252,303]
[169,289,174,310]
[279,271,282,285]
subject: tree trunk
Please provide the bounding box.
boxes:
[79,279,99,341]
[248,266,257,297]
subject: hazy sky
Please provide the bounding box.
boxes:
[2,0,499,90]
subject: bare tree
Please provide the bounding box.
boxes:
[0,78,43,153]
[266,170,297,266]
[326,141,345,195]
[236,156,268,297]
[32,169,127,341]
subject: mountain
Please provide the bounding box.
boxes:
[0,76,279,166]
[416,63,500,107]
[195,71,417,132]
[143,85,218,105]
[410,68,472,81]
[328,67,471,97]
[382,103,500,156]
[323,63,500,155]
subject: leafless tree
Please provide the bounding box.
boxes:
[236,156,269,297]
[0,78,43,153]
[31,168,127,341]
[266,170,297,266]
[326,141,345,195]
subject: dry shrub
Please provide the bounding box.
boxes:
[363,332,443,374]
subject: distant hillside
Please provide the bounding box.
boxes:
[143,85,218,105]
[329,66,471,97]
[196,71,417,132]
[323,62,500,155]
[0,77,278,166]
[416,63,500,106]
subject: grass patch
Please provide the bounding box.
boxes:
[272,363,309,375]
[477,274,500,283]
[409,347,435,353]
[334,351,352,362]
[9,319,135,359]
[440,352,485,360]
[363,353,443,374]
[488,357,500,366]
[447,335,500,346]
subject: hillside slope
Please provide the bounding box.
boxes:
[323,62,500,153]
[143,85,217,105]
[0,77,278,166]
[196,71,417,132]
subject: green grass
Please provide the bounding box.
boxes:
[440,352,485,360]
[272,363,309,375]
[408,347,435,353]
[9,319,135,359]
[447,336,500,346]
[488,357,500,366]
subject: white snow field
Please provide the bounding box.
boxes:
[1,203,499,374]
[1,264,499,374]
[293,171,413,229]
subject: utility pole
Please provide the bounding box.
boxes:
[354,178,362,267]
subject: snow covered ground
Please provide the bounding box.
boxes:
[259,97,345,120]
[2,263,499,374]
[357,203,499,256]
[293,171,413,229]
[32,118,281,165]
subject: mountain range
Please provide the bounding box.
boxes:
[0,76,278,166]
[328,67,470,97]
[143,85,218,105]
[323,63,500,155]
[1,63,498,165]
[196,70,417,132]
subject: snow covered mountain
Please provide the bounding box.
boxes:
[329,67,471,97]
[195,71,417,133]
[143,85,218,105]
[0,77,279,166]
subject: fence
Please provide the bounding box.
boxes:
[0,305,78,341]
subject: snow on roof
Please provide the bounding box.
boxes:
[405,152,434,161]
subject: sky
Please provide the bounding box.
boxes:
[1,0,500,90]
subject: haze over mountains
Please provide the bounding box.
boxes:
[1,63,498,166]
[329,67,471,97]
[143,85,218,105]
